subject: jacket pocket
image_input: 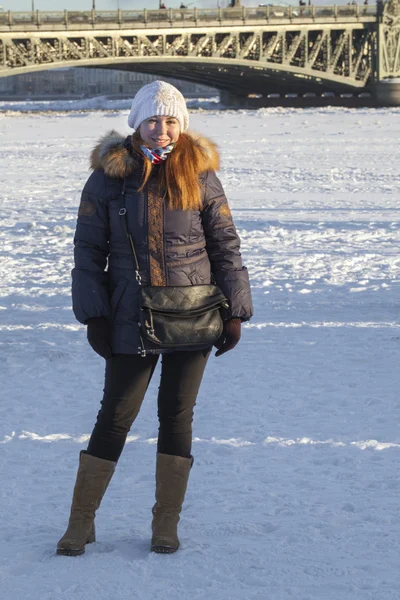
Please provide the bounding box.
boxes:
[188,270,205,285]
[187,255,211,285]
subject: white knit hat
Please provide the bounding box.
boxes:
[127,80,189,132]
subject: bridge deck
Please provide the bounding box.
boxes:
[0,6,377,32]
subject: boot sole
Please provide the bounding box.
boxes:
[151,545,178,554]
[56,548,85,557]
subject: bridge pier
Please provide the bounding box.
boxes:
[219,90,249,108]
[372,80,400,106]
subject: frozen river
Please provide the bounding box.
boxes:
[1,105,400,599]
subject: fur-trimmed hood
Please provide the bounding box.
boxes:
[90,130,220,179]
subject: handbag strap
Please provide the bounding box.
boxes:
[118,179,142,286]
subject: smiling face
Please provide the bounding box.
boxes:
[139,115,181,149]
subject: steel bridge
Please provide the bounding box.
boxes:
[0,2,399,104]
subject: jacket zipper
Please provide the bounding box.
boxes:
[162,194,168,286]
[144,188,149,283]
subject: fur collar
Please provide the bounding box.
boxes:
[90,130,220,179]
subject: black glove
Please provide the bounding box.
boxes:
[87,316,112,359]
[214,318,241,357]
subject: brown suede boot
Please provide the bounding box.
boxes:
[151,453,193,554]
[57,451,116,556]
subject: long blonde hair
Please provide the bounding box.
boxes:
[131,131,205,211]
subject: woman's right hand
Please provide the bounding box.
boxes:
[87,317,113,359]
[214,318,241,357]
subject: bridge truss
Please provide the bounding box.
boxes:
[379,0,400,77]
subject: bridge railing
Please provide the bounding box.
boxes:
[0,5,377,29]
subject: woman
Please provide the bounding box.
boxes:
[57,80,253,556]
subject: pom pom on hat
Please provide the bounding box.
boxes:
[127,80,189,132]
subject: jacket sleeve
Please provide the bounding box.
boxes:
[201,170,253,322]
[71,171,111,324]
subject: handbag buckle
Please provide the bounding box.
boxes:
[145,322,155,336]
[145,310,155,337]
[138,335,147,357]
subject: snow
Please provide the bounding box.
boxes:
[0,95,220,115]
[1,104,400,600]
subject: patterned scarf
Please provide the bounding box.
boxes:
[140,143,175,165]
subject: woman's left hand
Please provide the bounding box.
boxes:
[87,316,113,359]
[214,318,241,357]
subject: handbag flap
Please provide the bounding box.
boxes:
[141,285,227,313]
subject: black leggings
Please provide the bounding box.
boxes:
[87,349,210,462]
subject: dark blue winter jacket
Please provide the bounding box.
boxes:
[72,130,253,354]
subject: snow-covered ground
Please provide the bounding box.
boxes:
[0,95,220,114]
[1,105,400,600]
